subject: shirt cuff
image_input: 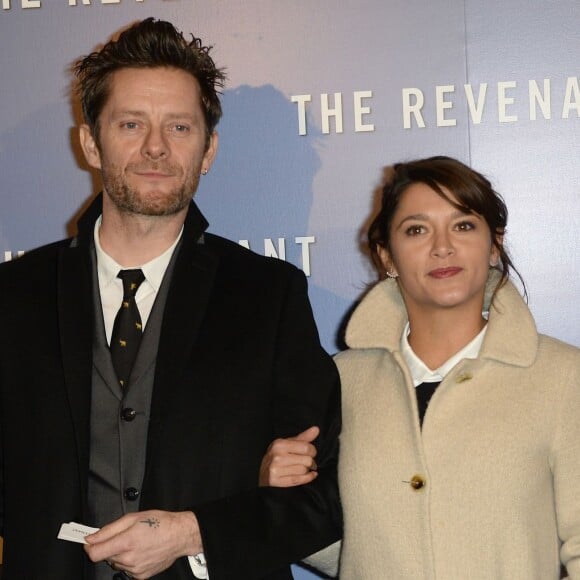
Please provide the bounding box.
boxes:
[188,552,209,579]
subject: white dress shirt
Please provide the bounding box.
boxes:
[93,216,182,344]
[400,321,488,387]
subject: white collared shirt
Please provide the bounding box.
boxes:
[93,216,183,344]
[400,321,488,387]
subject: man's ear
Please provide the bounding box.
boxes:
[79,124,102,170]
[201,131,219,174]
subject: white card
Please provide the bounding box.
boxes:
[57,521,99,544]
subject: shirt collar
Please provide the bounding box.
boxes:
[401,321,488,387]
[93,215,183,291]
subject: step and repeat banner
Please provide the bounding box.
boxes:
[1,1,579,577]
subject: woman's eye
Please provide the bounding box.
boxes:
[405,225,424,236]
[456,221,475,231]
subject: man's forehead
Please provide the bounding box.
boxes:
[102,67,203,111]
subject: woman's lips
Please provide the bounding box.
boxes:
[428,267,463,279]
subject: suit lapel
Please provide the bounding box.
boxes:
[91,272,124,400]
[57,243,94,513]
[149,237,219,427]
[146,199,218,474]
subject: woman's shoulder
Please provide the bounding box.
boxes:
[333,347,403,387]
[537,333,580,367]
[334,346,391,365]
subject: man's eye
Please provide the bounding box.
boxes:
[173,124,190,133]
[456,221,475,231]
[122,122,138,130]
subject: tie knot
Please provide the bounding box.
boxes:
[117,269,145,298]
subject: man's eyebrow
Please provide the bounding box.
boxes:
[110,110,147,118]
[110,110,197,121]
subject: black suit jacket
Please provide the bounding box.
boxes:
[0,195,341,579]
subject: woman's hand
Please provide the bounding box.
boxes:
[259,426,320,487]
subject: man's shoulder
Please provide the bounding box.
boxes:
[0,238,72,278]
[203,232,302,278]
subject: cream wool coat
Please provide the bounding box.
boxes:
[311,273,580,579]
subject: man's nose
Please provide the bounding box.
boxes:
[141,126,168,160]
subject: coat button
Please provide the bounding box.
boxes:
[121,407,137,422]
[124,487,140,501]
[410,474,426,491]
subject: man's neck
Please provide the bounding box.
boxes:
[99,202,187,267]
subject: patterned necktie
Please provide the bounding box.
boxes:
[110,269,145,389]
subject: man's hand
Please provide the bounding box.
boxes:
[84,510,203,579]
[259,426,320,488]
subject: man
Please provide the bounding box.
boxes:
[0,18,341,580]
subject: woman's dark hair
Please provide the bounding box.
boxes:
[73,18,226,149]
[368,156,524,295]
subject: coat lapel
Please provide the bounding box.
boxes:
[146,202,219,462]
[57,243,94,513]
[149,238,218,418]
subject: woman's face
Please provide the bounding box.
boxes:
[378,182,499,318]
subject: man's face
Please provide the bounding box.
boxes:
[80,66,218,217]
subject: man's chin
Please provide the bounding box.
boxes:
[108,190,191,217]
[124,201,190,217]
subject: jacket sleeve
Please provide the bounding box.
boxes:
[552,348,580,578]
[0,369,3,537]
[192,267,342,579]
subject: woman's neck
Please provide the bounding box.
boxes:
[406,305,487,370]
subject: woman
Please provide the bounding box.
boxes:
[260,156,580,579]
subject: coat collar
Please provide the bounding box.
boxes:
[345,269,538,368]
[74,193,209,247]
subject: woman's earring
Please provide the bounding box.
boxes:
[386,270,398,278]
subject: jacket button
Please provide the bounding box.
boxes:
[121,407,137,422]
[124,487,140,501]
[410,474,426,491]
[113,574,127,580]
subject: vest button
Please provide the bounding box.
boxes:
[124,487,140,501]
[121,407,137,422]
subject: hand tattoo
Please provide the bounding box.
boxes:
[140,517,160,528]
